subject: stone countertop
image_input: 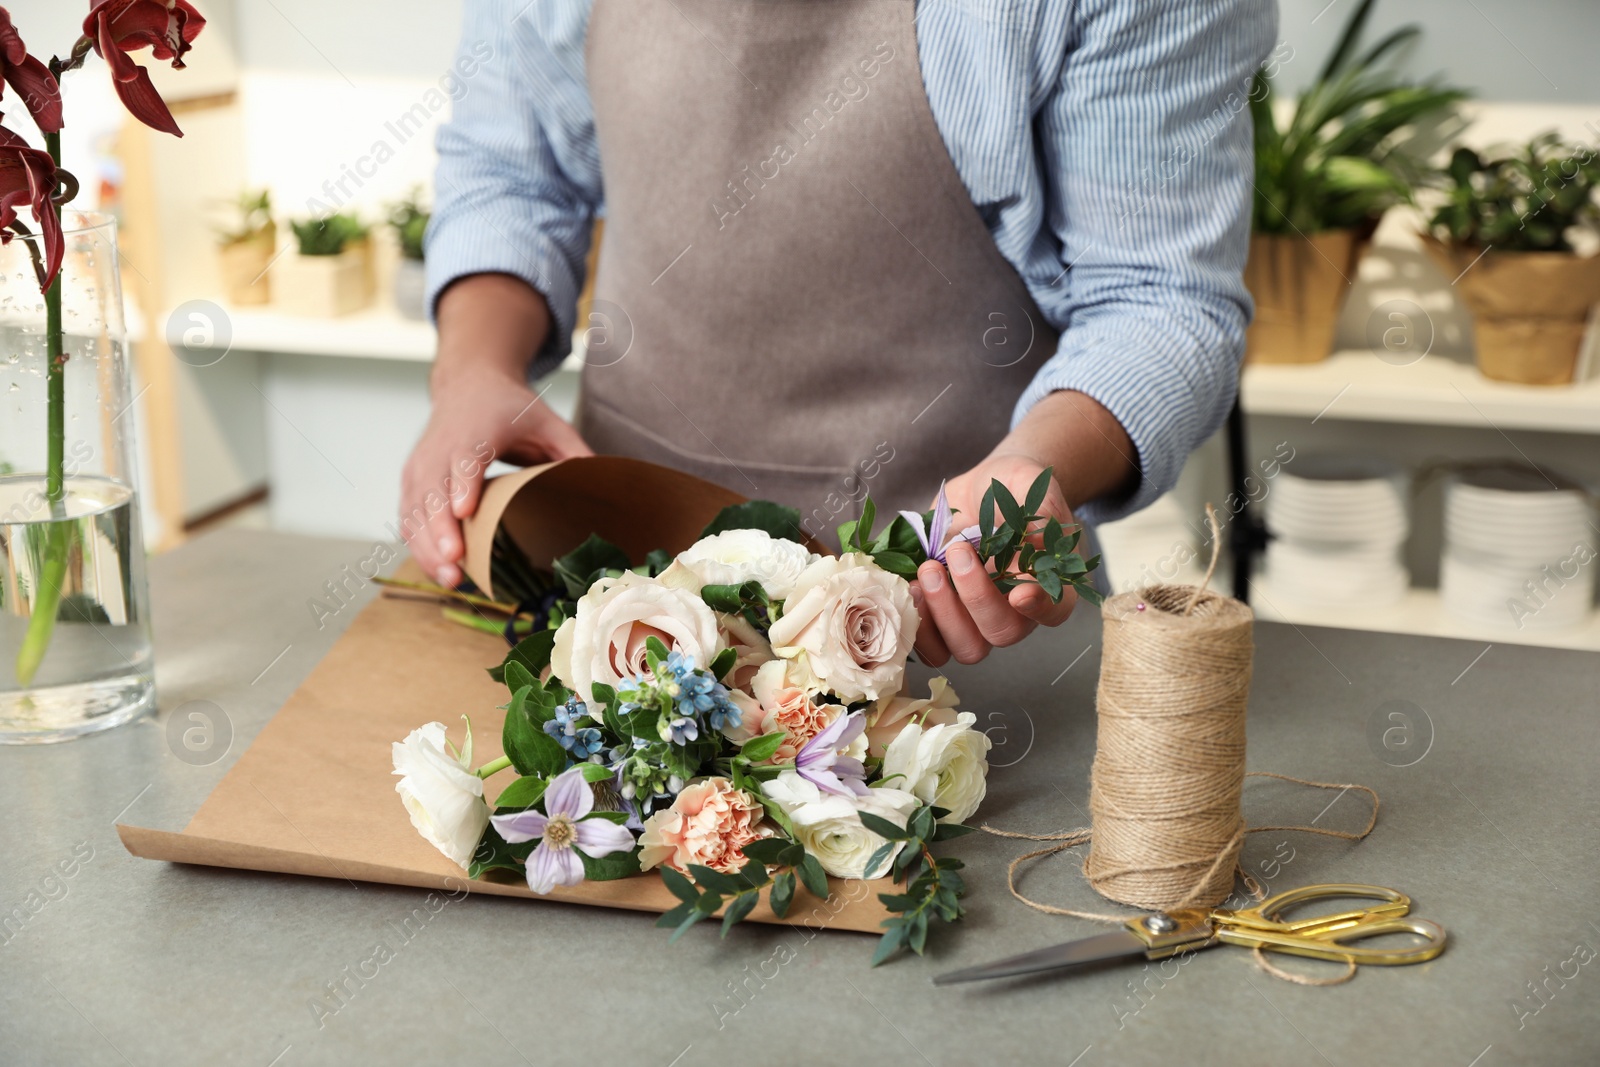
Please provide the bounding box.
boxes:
[2,528,1596,1066]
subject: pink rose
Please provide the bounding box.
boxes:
[638,777,768,875]
[550,571,725,701]
[865,676,962,759]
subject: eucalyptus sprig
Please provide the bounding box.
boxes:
[859,804,974,966]
[839,467,1102,606]
[655,835,829,941]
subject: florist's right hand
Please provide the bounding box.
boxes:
[401,362,592,587]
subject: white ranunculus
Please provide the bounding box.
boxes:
[675,529,819,599]
[761,771,919,879]
[765,552,918,704]
[880,711,991,824]
[392,721,488,869]
[550,570,726,700]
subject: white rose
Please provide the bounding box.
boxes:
[761,770,919,879]
[392,721,488,869]
[675,529,819,599]
[880,711,990,824]
[765,552,918,703]
[550,570,726,700]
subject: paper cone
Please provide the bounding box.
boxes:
[1244,229,1364,364]
[121,456,888,933]
[1422,236,1600,385]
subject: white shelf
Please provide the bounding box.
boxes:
[1249,580,1600,653]
[1240,350,1600,435]
[213,304,438,362]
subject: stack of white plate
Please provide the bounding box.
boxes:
[1263,457,1410,609]
[1441,467,1595,631]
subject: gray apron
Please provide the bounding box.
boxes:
[579,0,1058,543]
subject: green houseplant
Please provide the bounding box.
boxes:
[1246,0,1465,363]
[215,188,274,306]
[1422,134,1600,384]
[276,212,374,318]
[388,191,430,321]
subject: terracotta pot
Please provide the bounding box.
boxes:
[1422,236,1600,385]
[217,223,275,306]
[273,238,374,318]
[1243,228,1366,365]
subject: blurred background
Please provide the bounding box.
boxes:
[2,0,1597,651]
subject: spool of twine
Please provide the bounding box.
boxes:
[1083,583,1254,911]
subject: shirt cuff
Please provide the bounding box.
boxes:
[424,222,582,380]
[1012,312,1240,527]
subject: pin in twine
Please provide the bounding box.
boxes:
[983,506,1380,985]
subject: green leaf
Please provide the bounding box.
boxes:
[465,823,536,880]
[1023,466,1052,517]
[739,731,788,763]
[579,847,640,881]
[709,646,738,680]
[700,500,805,541]
[687,864,743,895]
[863,841,896,880]
[661,867,699,905]
[501,659,536,696]
[656,902,693,929]
[642,548,674,576]
[489,628,557,684]
[858,812,911,841]
[579,762,615,783]
[909,910,930,955]
[868,550,918,578]
[769,870,796,918]
[720,891,760,936]
[797,854,830,901]
[552,533,632,598]
[502,686,567,778]
[491,774,547,811]
[932,822,977,841]
[584,810,630,824]
[742,837,795,865]
[910,806,936,843]
[870,923,906,967]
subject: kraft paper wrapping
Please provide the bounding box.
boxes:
[119,456,890,933]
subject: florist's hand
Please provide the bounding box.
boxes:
[910,452,1079,667]
[400,362,592,587]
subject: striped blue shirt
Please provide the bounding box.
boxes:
[427,0,1278,523]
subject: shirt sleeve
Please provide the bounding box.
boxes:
[1018,0,1278,525]
[425,0,602,379]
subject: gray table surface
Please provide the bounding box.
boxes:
[3,529,1597,1067]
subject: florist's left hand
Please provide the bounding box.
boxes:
[910,452,1079,667]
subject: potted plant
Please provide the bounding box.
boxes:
[388,191,430,321]
[1246,0,1465,363]
[214,188,274,306]
[1423,133,1600,385]
[275,213,373,318]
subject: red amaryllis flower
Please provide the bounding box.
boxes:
[84,0,205,138]
[0,125,62,290]
[0,9,63,133]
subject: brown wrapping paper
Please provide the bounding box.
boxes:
[1421,236,1600,386]
[1243,228,1366,365]
[119,455,891,933]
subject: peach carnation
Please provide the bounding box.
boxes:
[638,777,768,875]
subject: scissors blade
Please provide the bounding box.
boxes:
[933,930,1149,985]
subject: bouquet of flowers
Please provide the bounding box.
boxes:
[392,470,1100,964]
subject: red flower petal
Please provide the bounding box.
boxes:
[94,12,183,137]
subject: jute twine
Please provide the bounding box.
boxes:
[982,507,1380,985]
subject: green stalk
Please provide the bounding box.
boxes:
[15,131,69,688]
[475,755,513,779]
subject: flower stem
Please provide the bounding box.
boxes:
[374,575,521,615]
[476,755,513,779]
[15,131,69,688]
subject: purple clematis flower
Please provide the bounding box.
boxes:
[490,766,635,894]
[795,710,870,797]
[900,480,981,565]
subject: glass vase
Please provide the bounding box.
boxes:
[0,211,155,743]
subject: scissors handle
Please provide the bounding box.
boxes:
[1216,916,1447,966]
[1220,883,1412,936]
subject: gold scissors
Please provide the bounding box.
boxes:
[934,883,1446,985]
